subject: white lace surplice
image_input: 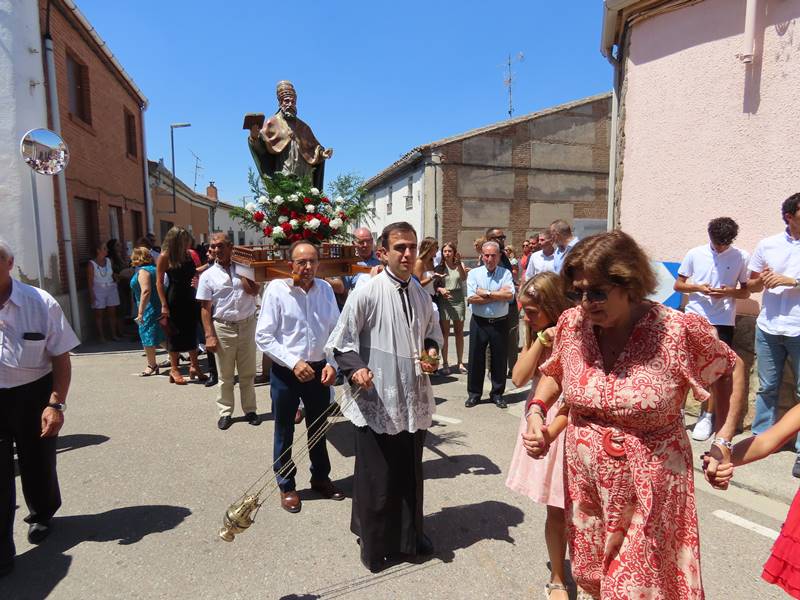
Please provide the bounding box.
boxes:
[325,271,443,434]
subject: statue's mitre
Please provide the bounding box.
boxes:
[276,80,296,100]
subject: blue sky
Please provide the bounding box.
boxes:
[76,1,611,205]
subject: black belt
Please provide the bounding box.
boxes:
[308,360,327,369]
[473,314,508,324]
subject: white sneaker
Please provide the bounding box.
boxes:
[692,412,714,441]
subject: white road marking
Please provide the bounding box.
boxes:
[432,414,461,424]
[712,510,780,540]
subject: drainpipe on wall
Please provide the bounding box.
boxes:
[140,105,154,234]
[739,0,759,63]
[43,31,82,339]
[606,55,621,231]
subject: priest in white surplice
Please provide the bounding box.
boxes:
[326,222,443,573]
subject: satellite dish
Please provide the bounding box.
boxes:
[20,128,69,176]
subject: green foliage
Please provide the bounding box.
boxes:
[232,170,372,246]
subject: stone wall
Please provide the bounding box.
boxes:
[440,96,611,253]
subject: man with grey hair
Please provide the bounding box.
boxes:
[197,232,261,430]
[0,240,79,576]
[550,219,579,273]
[465,240,514,408]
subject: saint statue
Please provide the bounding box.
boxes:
[245,80,333,189]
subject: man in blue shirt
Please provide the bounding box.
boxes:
[550,219,579,273]
[327,227,381,309]
[465,241,515,408]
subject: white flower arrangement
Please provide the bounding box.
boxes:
[329,217,343,230]
[273,195,284,205]
[288,193,299,202]
[245,202,258,213]
[257,195,269,205]
[289,219,300,229]
[305,204,316,213]
[278,216,289,224]
[310,187,320,196]
[304,218,321,230]
[272,228,286,239]
[335,196,344,205]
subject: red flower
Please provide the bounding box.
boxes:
[338,211,346,218]
[302,229,313,239]
[319,215,330,226]
[303,197,312,204]
[279,206,289,216]
[290,210,299,219]
[320,197,329,204]
[305,214,314,222]
[263,226,273,236]
[252,211,265,223]
[280,222,292,234]
[290,233,302,242]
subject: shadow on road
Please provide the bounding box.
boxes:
[57,433,110,454]
[426,500,523,563]
[0,504,191,600]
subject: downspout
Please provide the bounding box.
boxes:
[140,105,154,234]
[738,0,758,63]
[606,54,621,231]
[43,5,82,338]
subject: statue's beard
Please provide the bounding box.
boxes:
[281,107,297,120]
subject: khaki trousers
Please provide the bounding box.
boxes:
[214,315,258,417]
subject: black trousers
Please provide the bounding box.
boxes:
[467,315,509,398]
[270,362,332,492]
[351,426,426,561]
[0,374,61,565]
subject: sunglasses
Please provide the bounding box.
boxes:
[566,287,610,304]
[208,243,228,249]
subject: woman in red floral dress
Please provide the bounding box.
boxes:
[523,231,747,600]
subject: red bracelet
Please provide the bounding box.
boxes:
[525,398,548,416]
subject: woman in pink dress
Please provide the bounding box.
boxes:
[506,271,574,600]
[523,231,746,600]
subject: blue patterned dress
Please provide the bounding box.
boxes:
[130,265,165,348]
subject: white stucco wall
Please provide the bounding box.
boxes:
[368,165,425,240]
[213,204,262,246]
[0,1,60,291]
[619,0,800,263]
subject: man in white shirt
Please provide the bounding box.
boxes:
[197,233,261,431]
[466,241,515,409]
[0,239,79,576]
[550,219,579,273]
[746,193,800,477]
[674,217,750,441]
[524,230,557,280]
[256,241,343,513]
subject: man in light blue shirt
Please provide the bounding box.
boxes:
[551,219,579,273]
[465,241,515,409]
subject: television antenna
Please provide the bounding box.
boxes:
[503,52,525,119]
[189,149,203,191]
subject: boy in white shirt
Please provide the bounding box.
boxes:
[674,217,750,440]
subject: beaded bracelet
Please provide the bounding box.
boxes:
[712,437,732,450]
[525,398,548,420]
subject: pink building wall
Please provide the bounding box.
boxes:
[619,0,800,267]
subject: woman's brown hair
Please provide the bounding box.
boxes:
[519,271,573,327]
[417,237,438,261]
[130,246,154,267]
[162,226,190,270]
[561,230,657,303]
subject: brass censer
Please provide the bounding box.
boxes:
[219,494,261,542]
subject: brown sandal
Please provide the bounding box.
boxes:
[544,583,569,599]
[169,371,187,385]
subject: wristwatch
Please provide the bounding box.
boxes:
[47,402,66,413]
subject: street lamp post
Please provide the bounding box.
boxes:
[170,122,191,214]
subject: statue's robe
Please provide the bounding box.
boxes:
[248,111,327,189]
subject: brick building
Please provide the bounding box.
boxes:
[149,159,216,244]
[364,93,611,254]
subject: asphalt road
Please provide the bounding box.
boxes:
[0,345,791,600]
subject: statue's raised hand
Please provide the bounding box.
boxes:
[249,124,260,140]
